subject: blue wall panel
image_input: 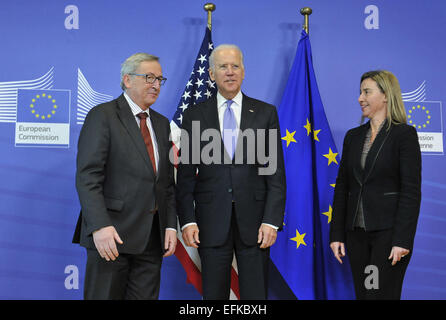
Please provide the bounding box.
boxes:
[0,0,445,299]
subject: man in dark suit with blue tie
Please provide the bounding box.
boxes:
[176,44,286,299]
[73,53,177,299]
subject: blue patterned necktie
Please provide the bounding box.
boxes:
[223,100,237,159]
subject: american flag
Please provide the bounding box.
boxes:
[170,26,240,300]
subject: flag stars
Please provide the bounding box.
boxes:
[282,129,297,147]
[304,118,321,141]
[179,102,189,112]
[313,129,321,142]
[198,54,207,64]
[182,91,191,100]
[172,36,216,128]
[323,148,338,166]
[193,90,202,100]
[197,66,206,76]
[322,205,333,223]
[195,78,204,88]
[304,119,312,136]
[206,79,216,89]
[290,229,307,249]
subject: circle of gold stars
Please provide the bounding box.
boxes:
[29,93,58,120]
[407,105,431,129]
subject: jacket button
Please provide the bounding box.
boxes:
[228,188,232,193]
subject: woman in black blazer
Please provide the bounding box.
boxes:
[329,70,422,300]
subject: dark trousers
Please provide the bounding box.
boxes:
[198,206,270,300]
[346,227,412,300]
[84,214,163,300]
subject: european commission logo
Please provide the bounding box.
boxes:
[400,80,443,154]
[0,68,71,148]
[0,67,112,149]
[403,100,443,154]
[15,89,71,147]
[406,102,441,132]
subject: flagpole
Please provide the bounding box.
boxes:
[300,7,312,34]
[204,3,216,31]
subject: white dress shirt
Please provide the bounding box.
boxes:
[123,92,159,173]
[217,90,243,133]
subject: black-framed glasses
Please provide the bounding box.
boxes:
[129,73,167,86]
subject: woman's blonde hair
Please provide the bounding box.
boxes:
[360,70,407,129]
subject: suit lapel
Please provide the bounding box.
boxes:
[200,96,220,131]
[236,94,259,163]
[149,110,164,181]
[239,94,258,132]
[363,121,392,182]
[116,94,155,176]
[351,123,369,185]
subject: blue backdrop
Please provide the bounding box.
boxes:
[0,0,445,299]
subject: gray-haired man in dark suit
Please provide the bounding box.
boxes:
[177,45,286,299]
[73,53,177,299]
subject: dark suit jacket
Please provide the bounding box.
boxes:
[176,94,286,247]
[72,94,177,254]
[330,121,422,250]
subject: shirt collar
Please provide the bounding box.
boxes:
[217,91,243,109]
[123,92,150,117]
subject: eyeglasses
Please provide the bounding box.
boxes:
[129,73,167,86]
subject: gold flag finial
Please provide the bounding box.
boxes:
[204,3,216,30]
[300,7,313,34]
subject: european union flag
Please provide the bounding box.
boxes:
[16,89,70,124]
[405,101,442,132]
[270,30,355,299]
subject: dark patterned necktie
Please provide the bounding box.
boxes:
[137,112,157,175]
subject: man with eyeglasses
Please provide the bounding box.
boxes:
[73,53,177,299]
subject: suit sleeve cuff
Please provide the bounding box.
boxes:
[181,222,197,231]
[262,223,279,230]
